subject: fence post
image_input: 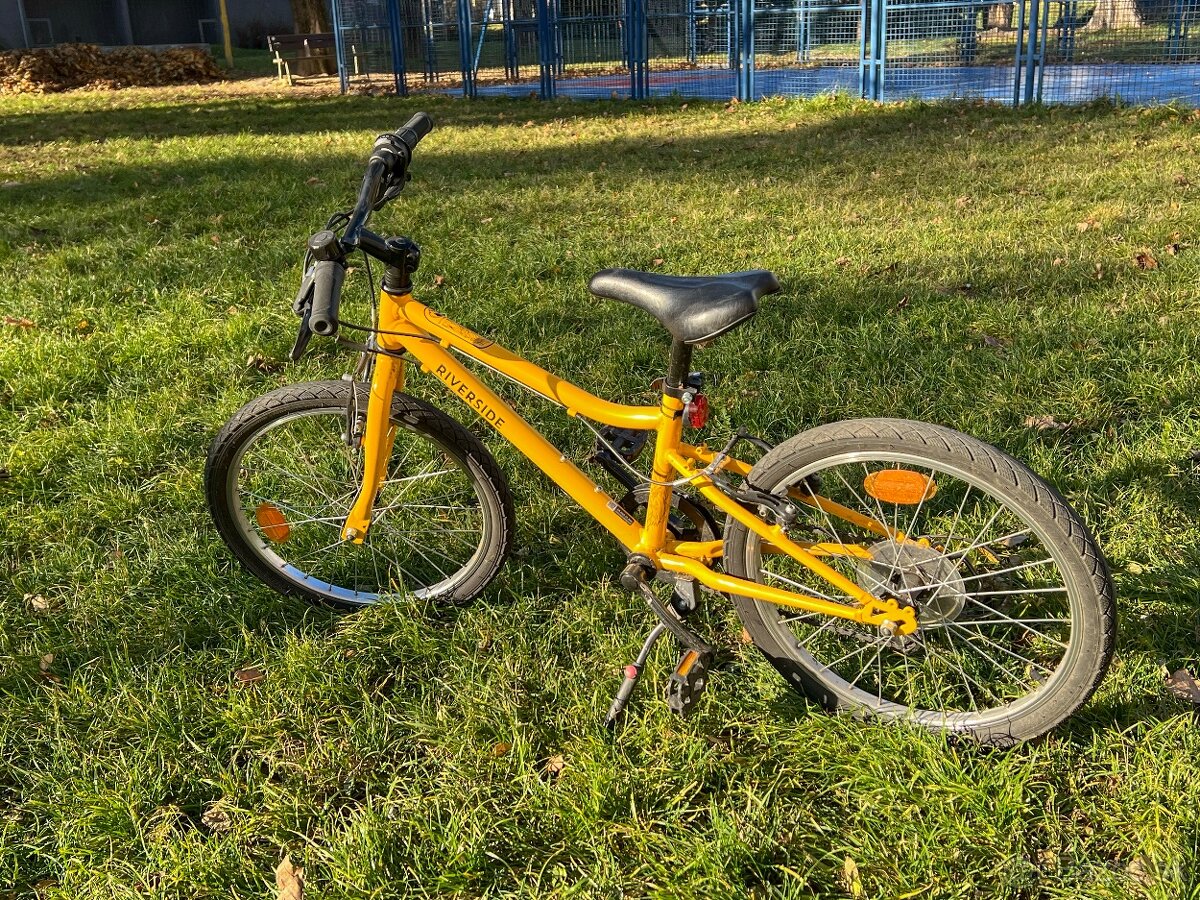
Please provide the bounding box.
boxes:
[864,0,873,98]
[1012,0,1025,104]
[331,0,349,94]
[1020,0,1042,104]
[627,0,647,99]
[536,0,557,98]
[873,0,886,100]
[738,0,755,101]
[386,0,408,96]
[457,0,476,97]
[859,0,884,100]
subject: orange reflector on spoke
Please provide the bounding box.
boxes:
[255,502,291,543]
[863,469,937,505]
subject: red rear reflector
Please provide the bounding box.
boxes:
[685,394,709,428]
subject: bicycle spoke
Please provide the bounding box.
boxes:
[945,529,1033,560]
[961,594,1069,649]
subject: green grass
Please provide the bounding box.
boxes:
[211,47,279,77]
[2,86,1200,898]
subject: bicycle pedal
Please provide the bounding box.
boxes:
[666,648,712,718]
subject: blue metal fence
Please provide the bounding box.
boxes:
[330,0,1200,103]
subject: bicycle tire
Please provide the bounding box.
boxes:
[722,418,1115,745]
[205,380,514,610]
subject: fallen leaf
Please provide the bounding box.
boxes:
[895,295,910,310]
[491,741,512,757]
[433,274,446,287]
[1134,249,1158,270]
[543,754,566,780]
[833,256,851,267]
[37,652,60,684]
[842,856,865,899]
[75,319,92,334]
[25,593,52,613]
[955,195,971,208]
[201,804,231,832]
[2,315,36,328]
[1036,848,1059,870]
[1052,257,1065,266]
[652,258,664,267]
[1165,669,1200,706]
[480,217,493,224]
[1174,174,1191,187]
[209,233,221,245]
[234,666,265,685]
[304,176,323,186]
[1127,854,1155,888]
[246,354,282,373]
[740,627,752,644]
[1023,415,1071,432]
[1076,220,1095,232]
[276,855,304,900]
[981,334,1006,349]
[1125,561,1145,575]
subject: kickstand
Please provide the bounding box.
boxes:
[603,622,669,728]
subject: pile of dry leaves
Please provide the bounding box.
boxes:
[0,42,223,94]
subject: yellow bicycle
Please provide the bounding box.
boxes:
[206,113,1115,744]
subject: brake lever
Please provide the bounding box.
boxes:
[371,171,410,212]
[290,308,314,362]
[289,262,317,361]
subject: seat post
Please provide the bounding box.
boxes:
[664,338,693,397]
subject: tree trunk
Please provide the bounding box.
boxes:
[1084,0,1143,30]
[291,0,332,33]
[983,3,1014,29]
[289,0,336,75]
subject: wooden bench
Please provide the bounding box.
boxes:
[268,33,367,85]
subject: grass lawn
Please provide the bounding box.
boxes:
[2,84,1200,898]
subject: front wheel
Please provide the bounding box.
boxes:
[723,418,1115,745]
[205,380,514,609]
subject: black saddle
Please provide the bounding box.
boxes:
[588,268,781,345]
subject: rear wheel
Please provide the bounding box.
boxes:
[723,418,1115,745]
[205,380,514,609]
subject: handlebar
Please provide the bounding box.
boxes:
[292,113,433,350]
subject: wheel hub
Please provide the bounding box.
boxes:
[857,541,966,626]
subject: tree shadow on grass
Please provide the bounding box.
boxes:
[0,93,707,146]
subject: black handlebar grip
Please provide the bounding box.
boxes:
[308,260,346,337]
[394,112,433,154]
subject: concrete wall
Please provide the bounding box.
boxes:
[22,0,125,45]
[0,0,298,50]
[0,0,28,49]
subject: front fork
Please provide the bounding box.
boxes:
[340,348,405,543]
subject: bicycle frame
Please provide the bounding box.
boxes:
[339,288,918,636]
